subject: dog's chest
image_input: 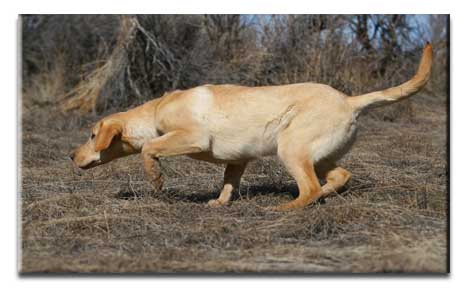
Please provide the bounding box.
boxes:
[126,125,157,149]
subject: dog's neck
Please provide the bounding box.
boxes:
[120,99,161,151]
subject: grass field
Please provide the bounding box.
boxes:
[20,94,448,273]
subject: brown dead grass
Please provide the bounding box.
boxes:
[20,94,447,273]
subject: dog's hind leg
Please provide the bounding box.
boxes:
[141,130,208,194]
[273,142,322,211]
[208,162,248,207]
[316,162,352,198]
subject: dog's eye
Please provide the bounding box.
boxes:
[90,133,96,140]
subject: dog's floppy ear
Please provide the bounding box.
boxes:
[95,121,122,152]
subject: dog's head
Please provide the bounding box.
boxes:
[69,115,138,170]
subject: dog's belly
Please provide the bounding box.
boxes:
[187,151,252,164]
[207,132,277,162]
[187,125,280,163]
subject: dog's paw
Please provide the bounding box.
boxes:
[207,199,223,208]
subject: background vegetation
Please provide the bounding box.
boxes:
[22,15,447,113]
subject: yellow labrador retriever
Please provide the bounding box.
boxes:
[70,43,432,211]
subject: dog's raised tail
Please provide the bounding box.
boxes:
[348,43,433,114]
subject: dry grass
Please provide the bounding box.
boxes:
[20,93,447,273]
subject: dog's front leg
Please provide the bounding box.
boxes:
[142,154,164,194]
[141,130,207,195]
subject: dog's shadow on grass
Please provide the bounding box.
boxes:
[161,180,350,205]
[115,180,303,204]
[239,181,299,200]
[115,178,354,205]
